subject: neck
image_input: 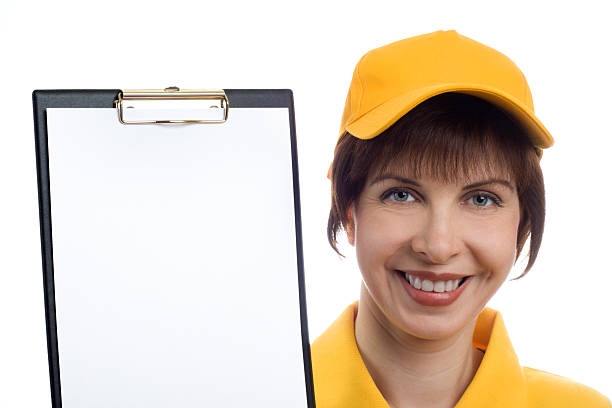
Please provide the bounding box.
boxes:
[354,283,484,408]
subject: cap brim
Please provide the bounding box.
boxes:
[344,83,554,149]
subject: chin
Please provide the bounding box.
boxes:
[397,312,472,341]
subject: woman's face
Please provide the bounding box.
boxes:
[346,165,521,340]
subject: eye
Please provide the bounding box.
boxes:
[382,189,416,203]
[467,192,503,209]
[381,188,417,203]
[391,190,413,202]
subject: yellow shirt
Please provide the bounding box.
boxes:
[311,301,610,407]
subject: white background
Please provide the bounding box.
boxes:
[1,0,610,406]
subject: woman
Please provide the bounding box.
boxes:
[310,30,610,407]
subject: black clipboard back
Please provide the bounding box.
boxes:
[32,88,315,408]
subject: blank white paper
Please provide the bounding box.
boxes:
[45,107,308,407]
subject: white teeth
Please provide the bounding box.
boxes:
[421,279,434,291]
[403,274,462,293]
[405,273,413,285]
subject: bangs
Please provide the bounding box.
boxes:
[351,93,534,194]
[370,123,517,188]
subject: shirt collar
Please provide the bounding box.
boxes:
[311,301,527,407]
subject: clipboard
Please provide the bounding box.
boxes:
[32,88,315,407]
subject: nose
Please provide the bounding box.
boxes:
[410,209,462,264]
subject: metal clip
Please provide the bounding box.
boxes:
[115,87,229,124]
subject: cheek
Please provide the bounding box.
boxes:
[468,216,519,279]
[354,211,407,272]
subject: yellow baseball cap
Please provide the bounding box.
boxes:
[329,29,554,178]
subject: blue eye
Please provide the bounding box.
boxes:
[382,189,415,203]
[468,193,502,209]
[391,191,412,202]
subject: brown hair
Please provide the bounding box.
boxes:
[327,92,545,280]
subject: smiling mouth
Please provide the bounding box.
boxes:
[396,270,469,293]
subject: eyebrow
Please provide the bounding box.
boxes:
[369,175,515,192]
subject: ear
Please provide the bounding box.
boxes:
[346,204,356,246]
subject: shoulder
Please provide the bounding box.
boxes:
[309,302,388,407]
[310,306,353,367]
[309,304,357,405]
[524,366,610,407]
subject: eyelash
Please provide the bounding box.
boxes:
[381,188,503,210]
